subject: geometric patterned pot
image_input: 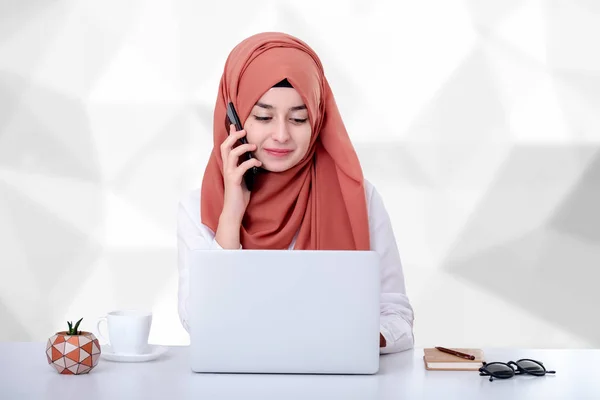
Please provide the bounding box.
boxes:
[46,331,101,374]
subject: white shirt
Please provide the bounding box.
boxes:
[177,179,415,354]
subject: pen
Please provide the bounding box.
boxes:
[435,346,476,360]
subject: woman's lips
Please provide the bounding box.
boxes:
[264,148,293,157]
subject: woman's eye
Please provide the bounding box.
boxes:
[253,115,307,124]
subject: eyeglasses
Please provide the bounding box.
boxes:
[479,359,556,382]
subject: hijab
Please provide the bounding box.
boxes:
[200,32,370,250]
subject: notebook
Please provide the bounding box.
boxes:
[423,348,485,371]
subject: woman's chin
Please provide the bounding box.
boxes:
[260,160,294,173]
[262,164,287,173]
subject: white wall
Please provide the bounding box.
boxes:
[1,0,599,348]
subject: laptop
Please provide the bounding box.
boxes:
[188,249,381,374]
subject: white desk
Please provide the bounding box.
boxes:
[1,343,598,399]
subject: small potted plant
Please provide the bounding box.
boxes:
[46,318,102,374]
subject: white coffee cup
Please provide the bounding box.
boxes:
[96,310,152,355]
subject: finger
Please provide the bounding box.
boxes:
[228,124,247,140]
[220,125,239,163]
[224,158,261,186]
[234,158,262,179]
[220,125,247,155]
[227,144,256,173]
[229,143,256,159]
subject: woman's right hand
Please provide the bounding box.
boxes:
[219,124,262,224]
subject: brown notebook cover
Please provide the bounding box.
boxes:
[423,348,485,371]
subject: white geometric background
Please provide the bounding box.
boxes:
[1,0,599,349]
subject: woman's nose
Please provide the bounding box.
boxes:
[272,120,290,142]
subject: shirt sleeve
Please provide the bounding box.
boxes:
[177,193,223,333]
[365,182,415,354]
[177,192,242,333]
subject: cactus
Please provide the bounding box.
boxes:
[66,318,83,335]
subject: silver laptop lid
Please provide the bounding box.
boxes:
[188,249,380,374]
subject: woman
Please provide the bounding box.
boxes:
[177,32,414,354]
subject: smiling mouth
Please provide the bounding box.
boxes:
[264,149,293,157]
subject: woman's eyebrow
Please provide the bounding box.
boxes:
[255,102,307,111]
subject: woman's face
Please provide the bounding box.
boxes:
[244,87,312,173]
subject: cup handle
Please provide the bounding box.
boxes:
[96,316,109,344]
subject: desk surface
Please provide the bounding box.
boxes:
[1,343,598,399]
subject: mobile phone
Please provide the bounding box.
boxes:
[226,101,258,191]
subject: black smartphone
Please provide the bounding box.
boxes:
[226,101,258,191]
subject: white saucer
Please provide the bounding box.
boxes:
[100,344,168,363]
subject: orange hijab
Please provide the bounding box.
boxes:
[200,32,370,250]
